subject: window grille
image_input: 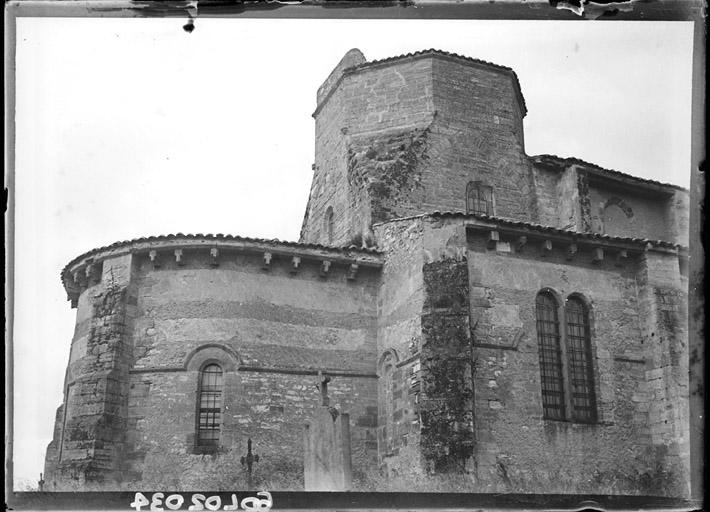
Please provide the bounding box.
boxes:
[535,292,566,420]
[466,182,494,215]
[197,364,222,447]
[565,297,597,422]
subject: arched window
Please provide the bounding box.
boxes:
[564,297,596,422]
[535,292,566,420]
[466,181,494,215]
[197,364,223,448]
[324,206,334,244]
[378,350,399,456]
[382,363,395,453]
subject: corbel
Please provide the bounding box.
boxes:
[263,252,273,270]
[210,248,219,267]
[174,249,184,266]
[148,250,161,269]
[290,255,301,274]
[592,247,604,264]
[320,260,331,277]
[566,243,578,261]
[516,236,527,252]
[346,263,359,281]
[487,230,500,249]
[615,249,628,267]
[541,239,553,256]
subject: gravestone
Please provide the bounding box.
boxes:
[303,373,353,491]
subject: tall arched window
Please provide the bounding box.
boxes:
[535,291,566,420]
[565,297,596,422]
[378,350,398,457]
[197,364,223,448]
[324,206,334,244]
[466,181,494,215]
[382,363,395,453]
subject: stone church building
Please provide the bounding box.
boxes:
[44,49,690,495]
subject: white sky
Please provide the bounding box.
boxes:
[11,17,694,487]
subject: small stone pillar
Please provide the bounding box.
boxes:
[303,407,352,491]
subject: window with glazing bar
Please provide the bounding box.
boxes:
[565,297,597,422]
[197,364,222,447]
[466,181,494,215]
[535,292,566,420]
[535,291,597,423]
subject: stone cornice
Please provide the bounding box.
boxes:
[427,212,687,254]
[464,221,684,260]
[61,234,383,303]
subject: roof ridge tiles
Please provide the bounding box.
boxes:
[60,233,383,282]
[427,211,685,249]
[348,48,515,74]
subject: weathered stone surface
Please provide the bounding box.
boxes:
[47,49,689,496]
[304,407,353,491]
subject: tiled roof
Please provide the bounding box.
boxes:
[61,233,382,283]
[343,48,527,115]
[531,154,688,192]
[428,211,686,250]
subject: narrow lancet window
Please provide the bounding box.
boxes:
[197,364,223,447]
[535,292,566,420]
[324,206,334,244]
[565,297,597,422]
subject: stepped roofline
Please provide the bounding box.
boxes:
[313,48,527,118]
[531,154,688,193]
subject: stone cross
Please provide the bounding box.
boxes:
[240,438,259,489]
[316,371,332,406]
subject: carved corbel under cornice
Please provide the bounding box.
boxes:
[262,251,273,270]
[174,249,184,266]
[210,248,220,267]
[148,250,161,269]
[320,260,331,277]
[346,263,359,281]
[290,255,301,274]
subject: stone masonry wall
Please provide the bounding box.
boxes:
[635,251,690,497]
[667,189,690,246]
[45,254,137,490]
[126,370,376,490]
[532,164,583,231]
[121,250,380,490]
[303,56,435,246]
[420,257,475,474]
[532,166,562,229]
[373,218,426,477]
[428,58,535,222]
[48,248,380,491]
[460,222,688,496]
[588,185,672,241]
